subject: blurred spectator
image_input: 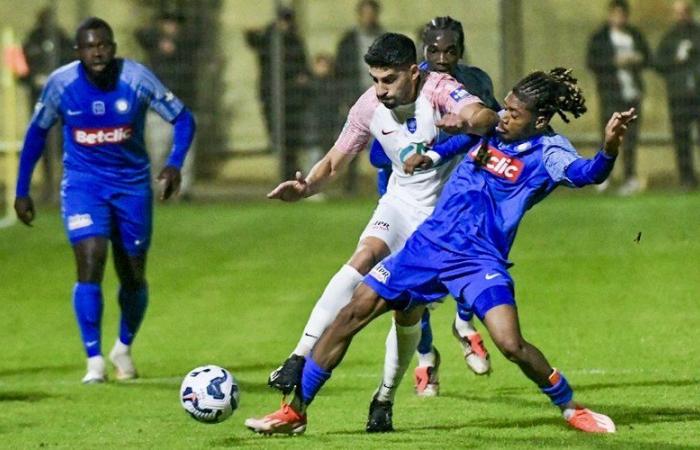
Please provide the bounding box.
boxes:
[336,0,384,194]
[136,12,199,199]
[656,0,700,190]
[304,54,341,170]
[21,7,73,202]
[586,0,650,195]
[245,7,310,180]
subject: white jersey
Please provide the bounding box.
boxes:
[334,71,481,211]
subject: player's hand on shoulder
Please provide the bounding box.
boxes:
[403,153,433,175]
[14,196,35,226]
[157,166,182,201]
[604,108,637,156]
[267,171,309,202]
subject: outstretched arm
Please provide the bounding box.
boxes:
[565,108,637,187]
[267,147,355,201]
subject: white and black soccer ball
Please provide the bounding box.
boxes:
[180,365,240,423]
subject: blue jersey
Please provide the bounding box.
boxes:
[32,58,184,188]
[417,132,580,264]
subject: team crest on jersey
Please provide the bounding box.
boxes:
[92,101,105,115]
[470,145,524,182]
[115,99,129,113]
[406,117,417,134]
[449,87,469,102]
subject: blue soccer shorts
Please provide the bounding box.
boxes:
[61,176,153,256]
[364,231,515,320]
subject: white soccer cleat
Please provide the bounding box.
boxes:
[109,340,138,381]
[245,402,307,435]
[452,322,491,375]
[82,355,106,384]
[565,406,616,433]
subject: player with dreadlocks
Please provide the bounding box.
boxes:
[246,67,633,435]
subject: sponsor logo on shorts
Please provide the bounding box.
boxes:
[449,87,469,102]
[370,264,391,283]
[67,213,93,231]
[73,126,133,146]
[371,220,390,232]
[470,146,524,182]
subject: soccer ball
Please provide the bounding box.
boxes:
[180,365,240,423]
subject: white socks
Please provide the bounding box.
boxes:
[292,264,363,356]
[417,348,437,367]
[454,312,478,337]
[375,319,422,403]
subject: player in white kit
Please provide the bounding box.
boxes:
[263,33,499,427]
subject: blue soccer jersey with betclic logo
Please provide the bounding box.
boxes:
[417,131,581,265]
[32,58,183,189]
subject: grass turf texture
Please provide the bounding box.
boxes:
[1,191,699,449]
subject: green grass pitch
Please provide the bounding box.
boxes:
[1,191,699,449]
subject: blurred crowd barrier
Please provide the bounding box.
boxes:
[0,0,698,199]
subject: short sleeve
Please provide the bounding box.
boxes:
[333,88,377,154]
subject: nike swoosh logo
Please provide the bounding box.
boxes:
[484,273,501,280]
[304,333,319,339]
[67,110,83,116]
[381,129,396,135]
[85,340,98,346]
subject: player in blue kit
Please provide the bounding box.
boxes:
[246,67,634,434]
[14,18,196,383]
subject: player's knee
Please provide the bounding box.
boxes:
[74,237,108,282]
[334,285,381,333]
[493,335,526,362]
[349,239,390,274]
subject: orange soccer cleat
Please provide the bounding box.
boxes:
[566,406,616,433]
[452,323,491,375]
[245,401,307,435]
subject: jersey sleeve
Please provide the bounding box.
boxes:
[30,76,62,129]
[138,65,184,122]
[425,73,481,115]
[333,88,376,154]
[542,136,581,185]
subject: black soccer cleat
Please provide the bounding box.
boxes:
[366,397,394,433]
[267,354,305,395]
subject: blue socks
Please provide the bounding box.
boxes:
[118,284,148,345]
[300,357,332,405]
[417,309,433,355]
[457,304,474,322]
[73,282,104,357]
[73,282,148,357]
[541,369,573,406]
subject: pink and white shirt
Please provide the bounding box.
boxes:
[334,72,481,210]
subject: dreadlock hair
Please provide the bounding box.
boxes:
[421,16,465,57]
[512,67,587,123]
